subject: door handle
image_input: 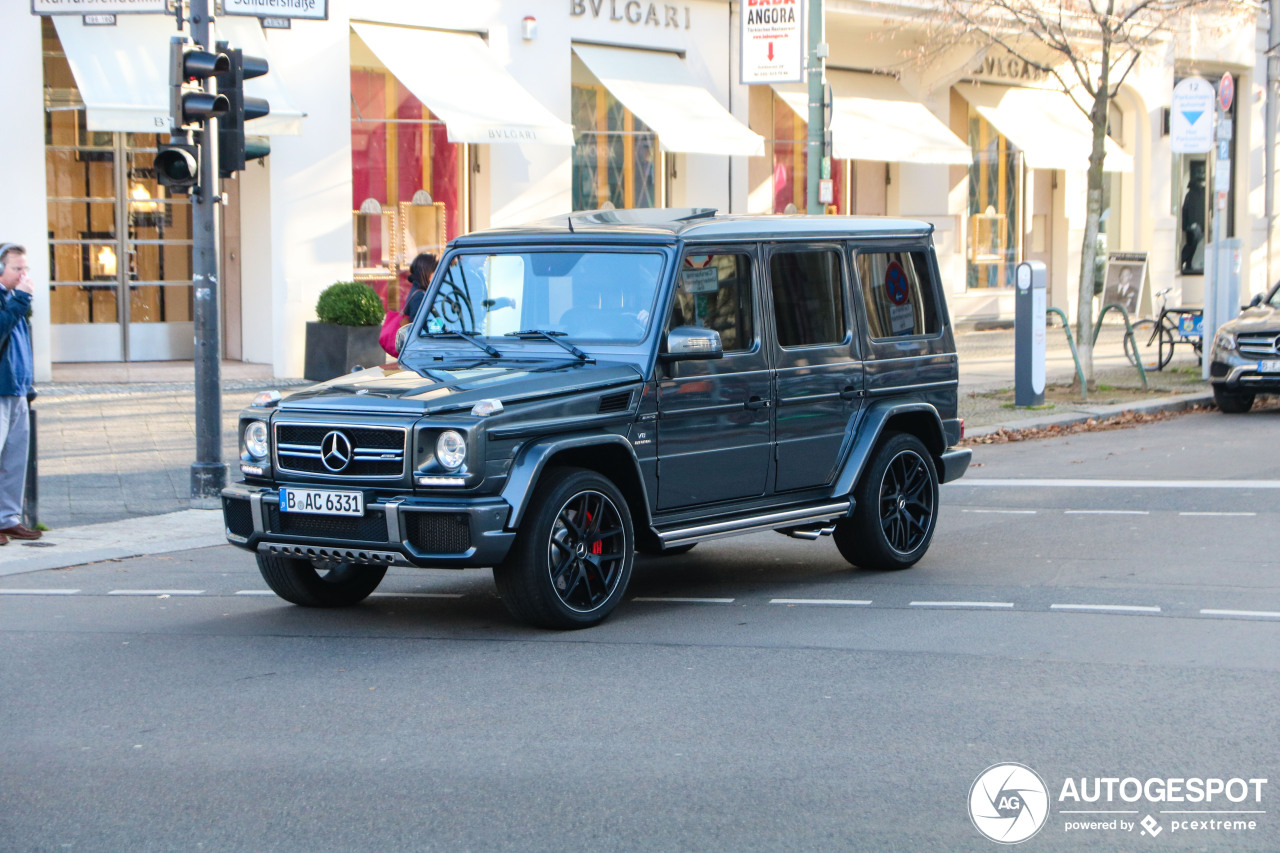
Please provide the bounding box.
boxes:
[839,386,860,400]
[744,396,772,410]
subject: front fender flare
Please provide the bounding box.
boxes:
[500,434,649,529]
[829,401,946,498]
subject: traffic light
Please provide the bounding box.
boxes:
[154,141,199,191]
[216,44,271,177]
[168,37,230,131]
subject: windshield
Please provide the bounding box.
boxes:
[419,250,664,346]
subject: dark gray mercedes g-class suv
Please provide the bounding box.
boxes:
[222,209,970,628]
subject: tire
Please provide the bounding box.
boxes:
[1213,385,1255,414]
[637,542,696,557]
[494,468,635,629]
[255,551,387,607]
[833,432,939,571]
[1125,319,1174,371]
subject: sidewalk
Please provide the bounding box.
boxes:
[0,336,1215,578]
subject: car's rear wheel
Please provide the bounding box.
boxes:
[1213,385,1256,413]
[256,552,387,606]
[834,432,938,571]
[494,468,634,629]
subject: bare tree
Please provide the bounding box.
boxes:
[918,0,1253,386]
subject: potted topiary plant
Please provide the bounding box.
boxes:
[303,281,387,381]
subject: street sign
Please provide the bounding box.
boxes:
[1170,77,1214,154]
[221,0,328,20]
[32,0,165,12]
[1217,73,1234,112]
[740,0,804,84]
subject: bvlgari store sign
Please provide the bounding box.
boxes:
[571,0,691,28]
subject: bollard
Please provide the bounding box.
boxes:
[22,395,36,530]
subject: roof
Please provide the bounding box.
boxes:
[451,208,936,245]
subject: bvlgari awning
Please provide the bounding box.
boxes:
[52,15,304,135]
[956,83,1133,172]
[351,22,574,146]
[572,44,765,157]
[773,71,971,165]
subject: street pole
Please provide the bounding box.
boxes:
[805,0,824,214]
[187,0,225,508]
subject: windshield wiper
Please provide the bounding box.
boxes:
[423,329,501,358]
[505,329,591,362]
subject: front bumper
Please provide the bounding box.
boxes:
[1211,359,1280,393]
[220,483,516,568]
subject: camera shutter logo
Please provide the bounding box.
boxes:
[321,431,353,472]
[969,763,1050,844]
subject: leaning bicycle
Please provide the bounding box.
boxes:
[1123,287,1203,371]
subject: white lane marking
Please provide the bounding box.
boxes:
[1051,603,1161,613]
[1200,609,1280,619]
[235,590,276,596]
[1179,511,1257,517]
[633,597,735,604]
[961,509,1037,515]
[770,598,872,606]
[0,589,80,595]
[107,589,204,596]
[1064,509,1149,515]
[910,601,1014,609]
[370,592,464,599]
[955,478,1280,489]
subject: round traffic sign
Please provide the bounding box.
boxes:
[1218,73,1234,112]
[884,260,910,306]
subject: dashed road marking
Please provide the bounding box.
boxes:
[370,592,464,599]
[956,478,1280,489]
[961,509,1037,515]
[1050,603,1161,614]
[107,589,204,596]
[1179,511,1258,517]
[633,597,735,604]
[910,601,1014,609]
[1064,510,1149,515]
[770,598,871,606]
[1199,608,1280,619]
[235,590,276,596]
[0,589,80,595]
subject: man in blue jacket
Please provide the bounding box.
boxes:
[0,244,40,543]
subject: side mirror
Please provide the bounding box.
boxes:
[395,324,411,356]
[1248,293,1263,309]
[661,326,723,361]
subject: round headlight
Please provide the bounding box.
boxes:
[436,430,467,470]
[244,420,269,459]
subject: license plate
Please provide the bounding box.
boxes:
[1260,360,1280,373]
[279,487,364,516]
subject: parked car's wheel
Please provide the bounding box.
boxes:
[834,432,939,571]
[495,468,634,629]
[256,552,387,607]
[1213,385,1256,414]
[637,542,696,557]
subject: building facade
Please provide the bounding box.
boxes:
[3,0,1272,381]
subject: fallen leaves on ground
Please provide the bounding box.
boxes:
[960,405,1215,445]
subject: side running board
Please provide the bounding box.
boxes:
[657,501,852,548]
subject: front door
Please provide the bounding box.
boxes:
[656,248,772,510]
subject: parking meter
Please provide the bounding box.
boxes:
[1015,261,1047,406]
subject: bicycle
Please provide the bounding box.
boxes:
[1123,287,1203,371]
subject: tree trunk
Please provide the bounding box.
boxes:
[1075,35,1114,389]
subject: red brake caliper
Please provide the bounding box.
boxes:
[586,511,603,555]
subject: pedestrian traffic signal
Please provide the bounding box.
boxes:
[169,37,230,132]
[154,141,199,191]
[215,44,271,177]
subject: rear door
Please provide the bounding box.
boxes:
[656,246,773,510]
[765,243,864,493]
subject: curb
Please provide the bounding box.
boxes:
[965,391,1214,439]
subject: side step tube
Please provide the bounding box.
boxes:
[658,501,852,548]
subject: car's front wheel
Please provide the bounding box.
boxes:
[495,468,635,629]
[1213,385,1255,413]
[256,552,387,606]
[834,432,939,571]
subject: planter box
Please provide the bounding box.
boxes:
[303,322,386,381]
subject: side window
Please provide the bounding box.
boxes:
[856,250,940,338]
[769,249,847,348]
[669,252,755,353]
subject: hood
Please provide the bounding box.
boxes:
[277,358,644,415]
[1222,303,1280,336]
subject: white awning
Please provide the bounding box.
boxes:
[351,22,573,146]
[956,83,1133,172]
[53,15,304,136]
[572,44,764,157]
[773,72,971,165]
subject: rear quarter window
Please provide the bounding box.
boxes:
[856,250,940,339]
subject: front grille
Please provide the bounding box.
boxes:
[266,504,388,543]
[404,512,472,554]
[275,423,406,479]
[1238,333,1280,358]
[223,496,254,539]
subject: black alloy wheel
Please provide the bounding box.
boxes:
[834,432,939,571]
[495,468,634,629]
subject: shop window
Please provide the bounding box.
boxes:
[350,66,463,312]
[754,89,846,215]
[669,252,755,352]
[571,83,656,210]
[769,249,846,347]
[967,113,1021,289]
[857,250,939,339]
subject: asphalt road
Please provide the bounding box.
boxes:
[2,409,1278,852]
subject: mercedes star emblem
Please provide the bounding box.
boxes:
[321,431,353,472]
